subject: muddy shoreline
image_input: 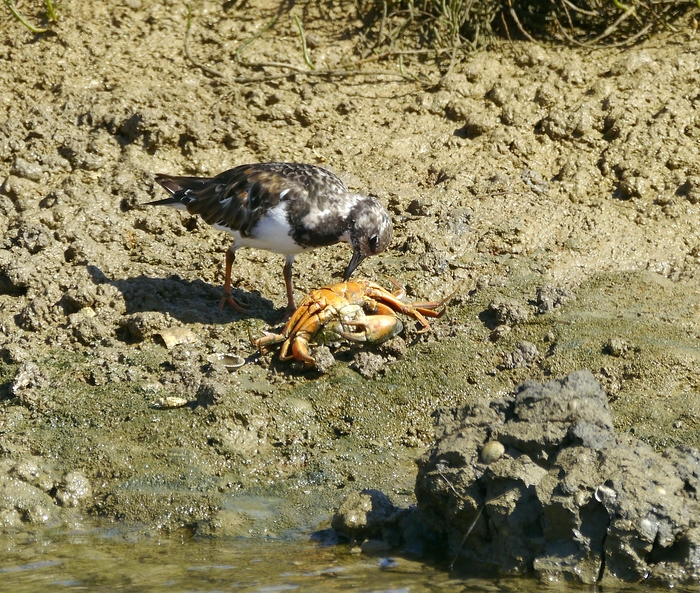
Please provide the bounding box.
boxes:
[1,0,700,574]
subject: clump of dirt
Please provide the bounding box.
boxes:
[1,0,700,551]
[332,371,700,586]
[415,371,700,585]
[334,372,700,585]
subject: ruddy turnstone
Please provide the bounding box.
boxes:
[148,162,393,314]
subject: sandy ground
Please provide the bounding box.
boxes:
[1,0,700,536]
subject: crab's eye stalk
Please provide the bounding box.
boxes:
[369,234,379,253]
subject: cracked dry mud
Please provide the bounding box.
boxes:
[1,0,700,584]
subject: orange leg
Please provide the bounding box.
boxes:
[366,291,432,331]
[380,281,454,319]
[250,327,286,354]
[280,309,334,367]
[285,334,316,368]
[279,290,331,338]
[363,299,443,332]
[385,277,407,299]
[219,246,248,313]
[366,289,454,333]
[410,291,457,317]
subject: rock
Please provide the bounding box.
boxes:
[11,157,43,181]
[0,344,29,364]
[351,351,386,379]
[0,473,58,528]
[10,362,50,411]
[313,345,335,374]
[196,379,228,407]
[121,311,168,342]
[683,175,700,204]
[16,223,51,254]
[377,335,407,359]
[415,371,700,585]
[0,250,32,295]
[536,285,572,314]
[500,340,539,369]
[61,285,98,313]
[521,168,549,195]
[451,105,500,137]
[406,198,429,216]
[17,297,57,333]
[69,311,109,345]
[490,324,511,341]
[604,337,629,357]
[480,441,505,464]
[332,489,397,540]
[55,472,92,508]
[11,458,55,493]
[488,298,531,326]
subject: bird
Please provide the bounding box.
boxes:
[147,162,394,315]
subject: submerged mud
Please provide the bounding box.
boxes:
[1,1,700,582]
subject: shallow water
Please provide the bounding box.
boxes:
[2,525,697,593]
[0,527,532,593]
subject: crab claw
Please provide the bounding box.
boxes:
[340,315,403,344]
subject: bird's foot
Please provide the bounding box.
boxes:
[219,291,249,314]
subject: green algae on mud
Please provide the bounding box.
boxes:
[1,0,700,553]
[3,268,700,535]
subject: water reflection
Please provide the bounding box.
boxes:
[0,527,498,593]
[0,527,681,593]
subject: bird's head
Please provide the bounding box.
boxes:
[343,197,394,280]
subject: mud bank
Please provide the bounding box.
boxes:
[413,371,700,585]
[1,0,700,560]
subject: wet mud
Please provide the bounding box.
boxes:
[414,371,700,585]
[1,0,700,583]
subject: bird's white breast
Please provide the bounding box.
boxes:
[213,203,306,255]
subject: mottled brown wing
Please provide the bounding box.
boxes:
[252,163,350,202]
[153,163,350,236]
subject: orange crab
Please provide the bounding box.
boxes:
[251,279,450,368]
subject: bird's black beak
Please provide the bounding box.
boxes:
[343,251,366,281]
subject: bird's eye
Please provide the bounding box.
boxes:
[369,235,379,252]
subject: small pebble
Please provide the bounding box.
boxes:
[480,441,505,464]
[12,157,43,181]
[490,324,511,341]
[151,396,189,409]
[604,337,628,357]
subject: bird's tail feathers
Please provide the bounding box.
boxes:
[154,174,213,195]
[146,174,215,207]
[144,196,183,207]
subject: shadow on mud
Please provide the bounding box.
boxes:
[86,264,279,324]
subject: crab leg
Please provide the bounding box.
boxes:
[280,292,328,336]
[286,332,316,367]
[249,327,286,354]
[364,289,433,331]
[280,305,337,367]
[403,291,455,322]
[385,277,407,300]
